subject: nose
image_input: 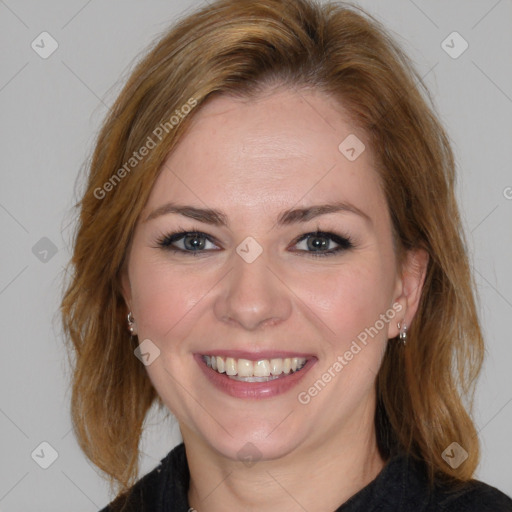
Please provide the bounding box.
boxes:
[213,252,292,331]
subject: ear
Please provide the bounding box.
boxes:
[387,248,429,339]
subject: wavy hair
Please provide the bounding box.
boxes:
[61,0,484,496]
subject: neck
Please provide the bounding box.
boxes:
[184,402,386,512]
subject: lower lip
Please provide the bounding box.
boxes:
[195,355,317,399]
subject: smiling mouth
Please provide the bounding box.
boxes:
[201,355,308,382]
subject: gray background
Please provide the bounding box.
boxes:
[0,0,511,510]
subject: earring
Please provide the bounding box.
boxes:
[127,312,137,336]
[398,321,407,346]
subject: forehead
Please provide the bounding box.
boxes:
[145,88,386,223]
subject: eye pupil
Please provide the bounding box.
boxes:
[308,235,328,250]
[184,234,205,250]
[307,235,328,251]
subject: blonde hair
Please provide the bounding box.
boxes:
[61,0,484,496]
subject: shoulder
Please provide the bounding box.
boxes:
[98,443,189,512]
[402,456,512,512]
[351,453,512,512]
[431,479,512,511]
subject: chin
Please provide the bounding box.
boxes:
[205,411,319,464]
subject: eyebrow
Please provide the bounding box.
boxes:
[143,201,372,226]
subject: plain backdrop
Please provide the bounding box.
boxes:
[0,0,511,510]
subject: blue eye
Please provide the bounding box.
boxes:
[292,231,353,257]
[157,231,219,254]
[156,229,354,257]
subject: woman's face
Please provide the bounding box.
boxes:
[123,88,422,462]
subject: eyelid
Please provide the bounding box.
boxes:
[156,228,354,258]
[156,229,221,251]
[289,230,354,256]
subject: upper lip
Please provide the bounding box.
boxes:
[197,350,315,360]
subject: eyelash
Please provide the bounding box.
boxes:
[155,227,354,258]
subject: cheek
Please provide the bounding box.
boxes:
[128,254,210,343]
[297,258,395,346]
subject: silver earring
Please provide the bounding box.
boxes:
[127,312,137,336]
[398,321,407,345]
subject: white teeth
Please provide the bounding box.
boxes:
[253,359,270,377]
[237,359,254,377]
[270,358,283,375]
[225,357,237,376]
[229,375,280,382]
[203,355,307,379]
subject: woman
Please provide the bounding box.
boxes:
[61,0,512,510]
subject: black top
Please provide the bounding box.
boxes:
[99,443,512,511]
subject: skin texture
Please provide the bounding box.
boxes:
[122,88,428,512]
